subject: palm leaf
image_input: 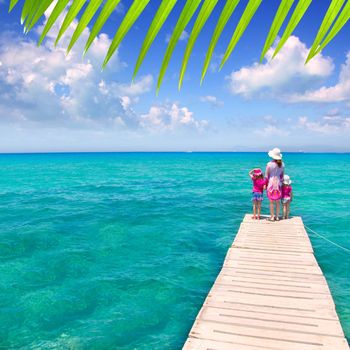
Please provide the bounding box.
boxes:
[55,0,87,46]
[201,0,240,84]
[306,0,345,63]
[313,0,350,56]
[7,0,350,90]
[220,0,263,70]
[133,0,178,81]
[260,0,295,62]
[38,0,69,46]
[21,0,38,25]
[24,0,54,34]
[67,0,104,53]
[157,0,202,94]
[103,0,150,69]
[9,0,20,12]
[179,0,219,90]
[21,0,35,27]
[272,0,312,58]
[84,0,122,55]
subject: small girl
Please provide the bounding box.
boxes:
[249,168,267,220]
[281,175,293,219]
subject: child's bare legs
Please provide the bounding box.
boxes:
[282,202,287,219]
[286,202,290,219]
[257,201,262,219]
[252,200,257,219]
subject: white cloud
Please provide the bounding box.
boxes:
[114,2,125,14]
[298,112,350,134]
[179,30,189,41]
[253,116,290,137]
[227,36,333,98]
[140,103,208,132]
[290,52,350,103]
[0,24,205,134]
[255,125,290,137]
[200,95,224,107]
[0,8,153,129]
[114,75,153,96]
[165,30,189,43]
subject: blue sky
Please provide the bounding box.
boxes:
[1,0,350,152]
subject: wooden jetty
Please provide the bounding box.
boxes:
[183,214,349,350]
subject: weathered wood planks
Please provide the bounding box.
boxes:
[183,215,349,350]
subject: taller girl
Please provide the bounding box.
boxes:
[265,148,284,221]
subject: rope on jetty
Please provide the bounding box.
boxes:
[305,225,350,255]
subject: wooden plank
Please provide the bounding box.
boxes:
[198,307,345,337]
[224,257,324,275]
[225,248,317,263]
[204,299,340,320]
[187,320,349,350]
[215,274,332,294]
[183,215,349,350]
[210,284,333,301]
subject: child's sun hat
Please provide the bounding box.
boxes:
[283,175,292,185]
[268,147,282,160]
[253,168,263,177]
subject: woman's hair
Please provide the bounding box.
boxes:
[256,174,264,179]
[275,159,282,168]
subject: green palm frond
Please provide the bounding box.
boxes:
[67,0,104,53]
[9,0,20,12]
[201,0,240,84]
[179,0,219,90]
[84,0,122,55]
[306,0,345,62]
[21,0,36,25]
[8,0,350,91]
[157,0,202,94]
[55,0,87,46]
[133,0,178,81]
[103,0,150,68]
[260,0,295,62]
[220,0,263,70]
[272,0,312,59]
[24,0,53,34]
[313,1,350,56]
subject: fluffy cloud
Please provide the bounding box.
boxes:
[0,6,208,136]
[140,103,208,132]
[0,7,154,130]
[255,125,290,137]
[298,113,350,134]
[227,36,334,98]
[290,52,350,103]
[250,115,291,138]
[200,95,224,107]
[165,30,189,43]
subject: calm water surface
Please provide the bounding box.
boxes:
[0,153,349,349]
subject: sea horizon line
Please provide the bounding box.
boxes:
[0,151,350,155]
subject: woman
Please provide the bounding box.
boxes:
[265,148,284,221]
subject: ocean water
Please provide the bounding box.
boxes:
[0,152,349,349]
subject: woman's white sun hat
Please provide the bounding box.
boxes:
[283,175,292,185]
[268,147,283,160]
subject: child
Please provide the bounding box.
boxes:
[282,175,293,219]
[249,168,267,220]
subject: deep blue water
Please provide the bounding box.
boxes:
[0,152,349,349]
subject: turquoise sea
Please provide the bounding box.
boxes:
[0,152,349,349]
